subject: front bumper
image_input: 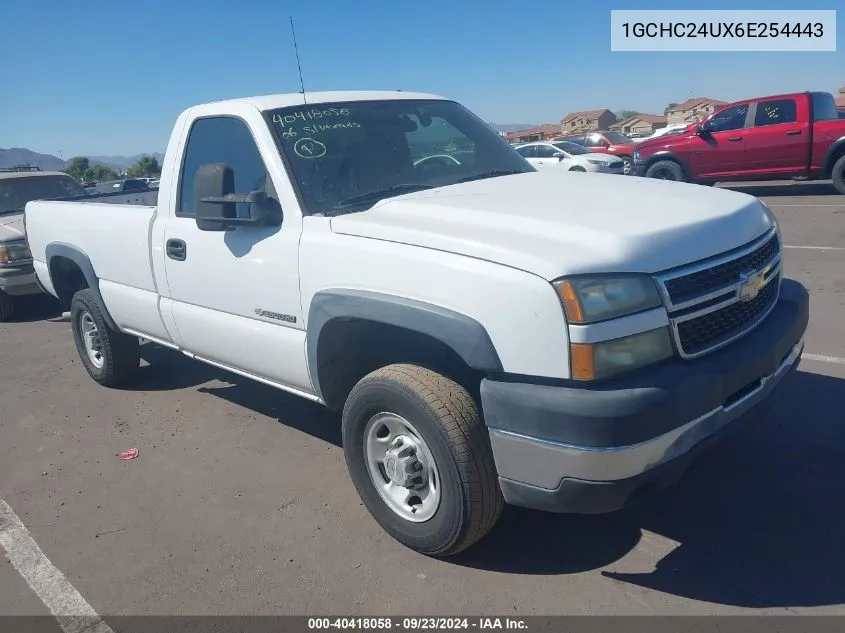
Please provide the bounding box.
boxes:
[481,278,809,514]
[0,264,41,297]
[630,164,646,177]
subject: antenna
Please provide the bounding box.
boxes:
[290,17,307,104]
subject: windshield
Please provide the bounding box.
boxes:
[602,131,633,145]
[552,141,589,155]
[266,99,534,214]
[0,175,86,216]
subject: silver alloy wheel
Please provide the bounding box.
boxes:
[622,158,632,174]
[364,412,441,522]
[79,311,104,369]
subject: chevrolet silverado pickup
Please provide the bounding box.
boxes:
[632,91,845,194]
[24,91,809,557]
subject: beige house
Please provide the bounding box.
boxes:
[560,109,616,132]
[836,86,845,109]
[610,114,668,136]
[504,124,562,144]
[665,98,728,125]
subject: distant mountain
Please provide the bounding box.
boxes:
[0,147,66,171]
[88,153,165,168]
[488,123,537,133]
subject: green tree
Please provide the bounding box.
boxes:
[126,155,161,178]
[87,164,118,182]
[616,110,640,120]
[64,156,90,180]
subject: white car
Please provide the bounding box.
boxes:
[515,141,625,174]
[24,90,807,558]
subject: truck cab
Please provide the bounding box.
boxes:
[632,91,845,194]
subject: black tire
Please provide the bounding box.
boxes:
[832,154,845,196]
[645,159,685,181]
[0,290,14,322]
[342,364,503,557]
[70,289,140,387]
[569,166,587,172]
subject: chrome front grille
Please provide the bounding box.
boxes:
[655,227,782,359]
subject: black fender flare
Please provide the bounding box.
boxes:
[643,151,692,179]
[306,289,503,401]
[45,242,118,330]
[821,137,845,177]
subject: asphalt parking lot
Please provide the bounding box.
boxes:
[2,180,844,621]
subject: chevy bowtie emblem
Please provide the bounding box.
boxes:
[738,268,767,302]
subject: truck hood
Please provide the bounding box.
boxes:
[329,171,774,280]
[0,213,25,243]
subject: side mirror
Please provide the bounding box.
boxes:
[193,163,282,232]
[553,152,565,161]
[697,122,712,136]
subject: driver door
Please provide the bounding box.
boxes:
[688,103,752,178]
[160,114,312,394]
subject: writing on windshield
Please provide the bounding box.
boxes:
[266,99,532,214]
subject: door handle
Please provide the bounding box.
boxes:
[166,239,186,261]
[785,130,802,136]
[727,136,743,142]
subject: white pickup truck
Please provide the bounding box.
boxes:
[24,91,809,557]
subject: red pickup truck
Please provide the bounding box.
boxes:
[631,91,845,195]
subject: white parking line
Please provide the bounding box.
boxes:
[784,245,845,251]
[803,353,845,366]
[0,499,113,633]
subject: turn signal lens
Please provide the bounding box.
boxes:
[555,280,584,322]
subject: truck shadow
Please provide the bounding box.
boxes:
[126,343,342,446]
[720,181,839,198]
[451,368,845,609]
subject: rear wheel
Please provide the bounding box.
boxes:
[71,289,140,386]
[645,160,685,181]
[0,290,14,322]
[342,364,503,557]
[569,166,587,172]
[832,155,845,196]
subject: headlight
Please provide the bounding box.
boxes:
[632,149,641,162]
[0,242,32,266]
[570,327,674,380]
[553,275,663,324]
[586,160,606,166]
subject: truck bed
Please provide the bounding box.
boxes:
[25,194,159,303]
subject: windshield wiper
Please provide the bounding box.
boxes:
[334,184,435,211]
[455,169,525,184]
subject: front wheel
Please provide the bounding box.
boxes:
[71,289,140,387]
[832,155,845,196]
[342,364,503,557]
[645,159,685,181]
[620,155,632,175]
[569,166,587,172]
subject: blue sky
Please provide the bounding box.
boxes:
[1,0,842,157]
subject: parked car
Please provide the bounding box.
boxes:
[633,124,691,143]
[632,91,845,194]
[514,141,625,174]
[0,170,87,320]
[93,178,151,194]
[24,90,808,557]
[553,131,636,174]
